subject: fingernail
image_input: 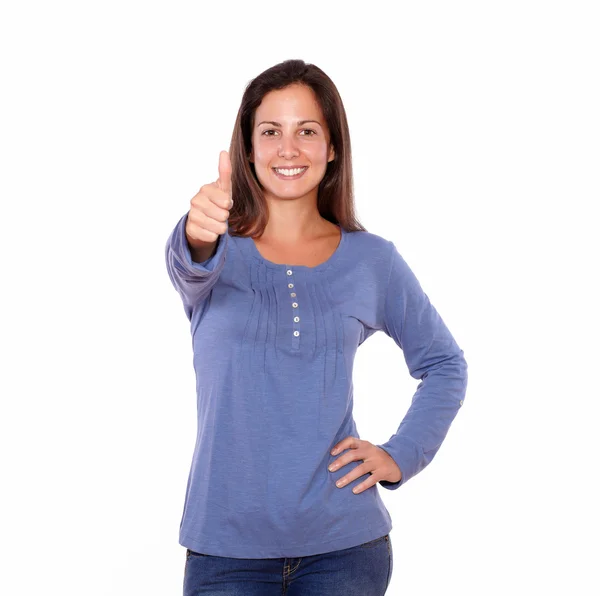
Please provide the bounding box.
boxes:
[331,448,339,455]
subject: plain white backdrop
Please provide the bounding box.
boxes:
[1,1,598,594]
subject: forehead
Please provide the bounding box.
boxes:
[255,84,324,121]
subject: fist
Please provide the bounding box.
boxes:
[185,150,234,244]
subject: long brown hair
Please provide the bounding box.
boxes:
[226,59,367,238]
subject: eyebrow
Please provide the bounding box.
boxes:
[256,120,322,128]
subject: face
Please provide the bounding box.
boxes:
[249,83,335,204]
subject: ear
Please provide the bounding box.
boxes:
[248,146,254,163]
[328,144,335,163]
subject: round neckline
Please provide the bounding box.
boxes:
[238,225,346,272]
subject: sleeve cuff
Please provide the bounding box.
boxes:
[376,437,423,490]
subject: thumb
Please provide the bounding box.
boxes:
[216,150,232,196]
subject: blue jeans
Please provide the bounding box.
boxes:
[183,533,393,595]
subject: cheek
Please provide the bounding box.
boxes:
[307,143,329,163]
[252,140,273,164]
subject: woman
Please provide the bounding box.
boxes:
[165,59,468,595]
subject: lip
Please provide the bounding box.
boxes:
[272,166,308,170]
[272,166,309,180]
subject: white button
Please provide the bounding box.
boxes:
[292,302,298,308]
[293,330,300,337]
[286,270,293,276]
[288,283,294,288]
[294,316,299,322]
[459,400,464,406]
[290,292,296,297]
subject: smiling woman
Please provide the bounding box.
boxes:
[166,58,467,596]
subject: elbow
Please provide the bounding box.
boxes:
[447,347,468,392]
[421,346,468,402]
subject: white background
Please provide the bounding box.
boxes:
[1,1,598,594]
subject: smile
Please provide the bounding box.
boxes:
[272,166,308,180]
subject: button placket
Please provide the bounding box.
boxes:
[286,269,301,347]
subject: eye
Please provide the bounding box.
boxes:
[260,129,317,137]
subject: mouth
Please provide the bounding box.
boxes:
[272,166,309,180]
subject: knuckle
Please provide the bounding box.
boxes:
[190,209,206,225]
[195,224,216,241]
[190,195,207,212]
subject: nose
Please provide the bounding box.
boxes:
[278,134,300,159]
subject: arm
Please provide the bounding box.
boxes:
[164,211,229,320]
[188,236,218,264]
[377,242,468,489]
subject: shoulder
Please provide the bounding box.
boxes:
[333,229,396,286]
[344,228,394,264]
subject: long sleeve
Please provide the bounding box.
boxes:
[376,242,468,490]
[164,211,229,320]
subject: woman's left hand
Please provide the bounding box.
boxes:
[328,436,402,494]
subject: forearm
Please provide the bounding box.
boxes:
[165,212,229,317]
[187,235,218,264]
[378,349,468,488]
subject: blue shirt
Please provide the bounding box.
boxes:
[165,212,468,558]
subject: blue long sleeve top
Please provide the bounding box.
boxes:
[165,212,468,559]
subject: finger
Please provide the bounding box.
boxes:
[216,150,232,196]
[193,196,230,226]
[187,208,228,239]
[192,185,230,220]
[331,439,346,455]
[331,436,356,455]
[351,474,378,494]
[334,461,371,487]
[339,465,376,494]
[330,446,364,470]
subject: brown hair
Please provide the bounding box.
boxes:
[226,59,367,238]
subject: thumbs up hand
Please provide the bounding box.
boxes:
[186,150,234,246]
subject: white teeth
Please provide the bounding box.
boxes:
[274,167,307,176]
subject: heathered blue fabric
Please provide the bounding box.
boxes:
[165,211,468,559]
